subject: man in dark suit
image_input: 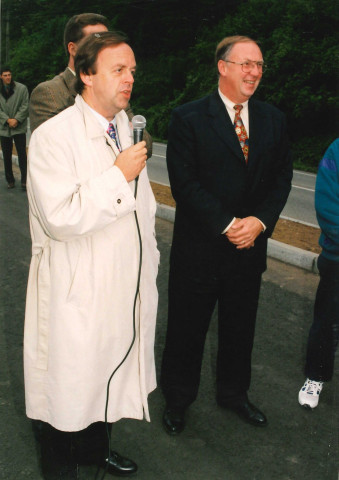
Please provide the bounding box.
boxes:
[29,13,152,156]
[160,35,293,434]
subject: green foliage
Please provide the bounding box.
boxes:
[1,0,337,170]
[2,0,113,90]
[291,134,337,173]
[257,0,339,139]
[9,19,67,90]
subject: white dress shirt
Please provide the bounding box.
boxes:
[218,89,266,234]
[88,106,122,151]
[218,88,250,136]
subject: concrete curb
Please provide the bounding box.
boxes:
[156,203,319,274]
[268,238,318,274]
[5,152,319,274]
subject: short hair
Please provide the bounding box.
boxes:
[0,65,11,75]
[74,31,130,94]
[215,35,260,65]
[63,13,109,55]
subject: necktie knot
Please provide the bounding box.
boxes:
[107,122,121,151]
[234,104,243,114]
[107,122,117,140]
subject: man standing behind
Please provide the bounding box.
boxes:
[0,66,29,189]
[161,36,293,435]
[29,13,108,132]
[29,12,152,157]
[25,32,159,479]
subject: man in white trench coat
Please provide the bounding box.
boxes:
[24,31,159,479]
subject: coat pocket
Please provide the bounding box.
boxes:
[65,242,92,310]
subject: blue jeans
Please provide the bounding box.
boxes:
[304,254,339,382]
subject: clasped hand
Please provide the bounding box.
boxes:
[226,216,263,250]
[114,141,147,183]
[7,118,18,128]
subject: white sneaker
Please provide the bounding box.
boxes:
[298,378,323,409]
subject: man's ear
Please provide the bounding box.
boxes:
[218,59,227,77]
[68,41,77,58]
[80,71,92,87]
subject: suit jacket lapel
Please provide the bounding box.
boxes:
[207,90,245,162]
[247,98,268,174]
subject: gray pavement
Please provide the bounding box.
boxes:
[0,167,338,480]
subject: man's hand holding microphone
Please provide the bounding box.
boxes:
[115,115,147,183]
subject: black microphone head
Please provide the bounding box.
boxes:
[132,115,146,130]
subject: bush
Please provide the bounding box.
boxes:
[291,135,337,172]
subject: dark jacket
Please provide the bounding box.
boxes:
[167,90,293,283]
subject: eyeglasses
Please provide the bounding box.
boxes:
[224,60,267,73]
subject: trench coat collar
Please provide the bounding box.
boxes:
[74,95,131,156]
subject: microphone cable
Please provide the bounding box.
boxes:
[95,171,142,480]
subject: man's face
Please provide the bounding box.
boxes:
[218,41,263,103]
[1,71,12,85]
[82,43,136,120]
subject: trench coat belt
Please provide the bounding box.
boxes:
[32,242,51,370]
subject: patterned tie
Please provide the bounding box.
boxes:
[107,122,121,152]
[233,104,249,163]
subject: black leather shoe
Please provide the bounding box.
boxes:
[227,400,268,427]
[162,407,185,435]
[97,450,137,477]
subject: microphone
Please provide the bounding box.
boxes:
[132,115,146,144]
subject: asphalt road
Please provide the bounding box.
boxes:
[0,165,338,479]
[147,143,318,227]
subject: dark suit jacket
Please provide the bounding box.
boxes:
[167,90,293,285]
[29,67,153,157]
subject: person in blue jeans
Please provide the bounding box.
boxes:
[299,138,339,409]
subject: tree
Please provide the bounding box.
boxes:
[3,0,337,169]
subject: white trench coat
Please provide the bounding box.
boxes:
[24,96,159,432]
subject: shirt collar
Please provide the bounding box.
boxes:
[86,105,116,132]
[218,88,249,111]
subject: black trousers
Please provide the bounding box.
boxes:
[0,133,27,185]
[305,254,339,382]
[36,420,111,476]
[161,261,262,409]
